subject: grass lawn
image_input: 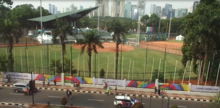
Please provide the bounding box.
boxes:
[167,40,183,43]
[0,44,197,81]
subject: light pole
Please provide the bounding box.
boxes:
[97,3,103,35]
[137,0,145,47]
[168,9,173,40]
[158,11,162,33]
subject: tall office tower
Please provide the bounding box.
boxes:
[124,2,132,18]
[150,4,156,14]
[164,3,172,19]
[70,4,77,11]
[111,0,125,17]
[155,6,161,17]
[96,0,109,17]
[176,8,188,18]
[175,9,179,18]
[80,5,83,10]
[193,1,199,12]
[52,5,55,14]
[171,9,175,18]
[131,5,138,20]
[162,8,165,16]
[66,8,70,12]
[189,6,193,13]
[55,7,57,14]
[49,4,52,14]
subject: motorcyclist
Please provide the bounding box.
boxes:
[24,87,29,95]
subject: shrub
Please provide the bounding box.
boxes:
[60,97,68,106]
[132,102,144,108]
[99,68,105,78]
[151,69,164,82]
[170,105,178,108]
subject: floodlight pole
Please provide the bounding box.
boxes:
[31,72,35,106]
[168,10,172,40]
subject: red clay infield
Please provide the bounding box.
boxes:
[72,42,135,52]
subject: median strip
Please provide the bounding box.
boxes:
[48,96,63,98]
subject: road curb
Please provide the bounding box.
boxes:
[35,87,213,103]
[0,102,28,107]
[0,84,213,103]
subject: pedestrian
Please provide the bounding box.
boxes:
[47,79,50,86]
[158,87,161,96]
[69,90,72,99]
[4,75,8,85]
[54,79,56,86]
[43,79,45,86]
[77,82,80,90]
[106,87,110,95]
[154,86,157,94]
[24,87,29,95]
[115,86,117,95]
[8,75,11,84]
[66,90,72,99]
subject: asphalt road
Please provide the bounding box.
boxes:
[0,87,213,108]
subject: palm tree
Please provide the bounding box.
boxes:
[52,18,73,73]
[107,19,128,79]
[0,17,23,71]
[77,29,104,77]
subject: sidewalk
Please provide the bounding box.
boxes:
[0,79,215,102]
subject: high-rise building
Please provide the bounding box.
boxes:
[70,4,77,11]
[162,8,165,16]
[49,4,52,14]
[193,1,199,12]
[96,0,109,17]
[155,6,161,17]
[80,5,83,10]
[176,8,188,18]
[124,2,132,18]
[112,0,125,17]
[164,3,172,19]
[150,4,156,14]
[55,7,57,14]
[52,5,56,14]
[175,9,179,18]
[131,5,138,20]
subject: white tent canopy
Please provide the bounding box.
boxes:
[175,35,184,41]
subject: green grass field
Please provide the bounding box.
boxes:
[167,40,184,43]
[0,44,196,81]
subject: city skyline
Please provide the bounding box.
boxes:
[12,0,196,16]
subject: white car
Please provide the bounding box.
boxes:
[114,95,140,108]
[13,82,37,93]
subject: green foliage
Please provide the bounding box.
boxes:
[132,102,144,108]
[152,69,164,82]
[0,55,8,71]
[77,29,104,77]
[181,0,220,81]
[178,68,184,79]
[60,97,67,106]
[99,68,105,78]
[50,57,77,74]
[170,105,178,108]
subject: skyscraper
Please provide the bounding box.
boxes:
[96,0,109,17]
[80,5,83,10]
[164,3,172,19]
[131,5,138,20]
[111,0,125,17]
[193,1,199,12]
[124,2,132,18]
[52,5,55,14]
[150,4,156,14]
[155,6,161,17]
[49,4,52,14]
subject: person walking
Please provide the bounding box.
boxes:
[106,87,110,96]
[43,79,45,86]
[66,90,72,99]
[115,86,117,95]
[8,75,11,84]
[54,79,57,86]
[158,87,161,96]
[154,86,157,94]
[4,75,8,85]
[24,87,30,95]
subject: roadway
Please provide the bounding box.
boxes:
[0,87,213,108]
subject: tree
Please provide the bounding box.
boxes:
[50,58,76,74]
[99,68,105,78]
[60,97,68,106]
[0,16,23,71]
[170,105,178,108]
[147,14,160,33]
[107,19,128,79]
[52,18,73,74]
[77,29,104,77]
[141,14,149,27]
[0,55,8,71]
[181,0,220,84]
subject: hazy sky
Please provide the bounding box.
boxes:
[12,0,198,15]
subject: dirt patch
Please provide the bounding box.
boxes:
[140,41,183,55]
[73,42,135,52]
[0,43,40,47]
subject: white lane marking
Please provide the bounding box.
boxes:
[142,103,145,104]
[48,96,63,98]
[9,93,23,95]
[88,99,104,101]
